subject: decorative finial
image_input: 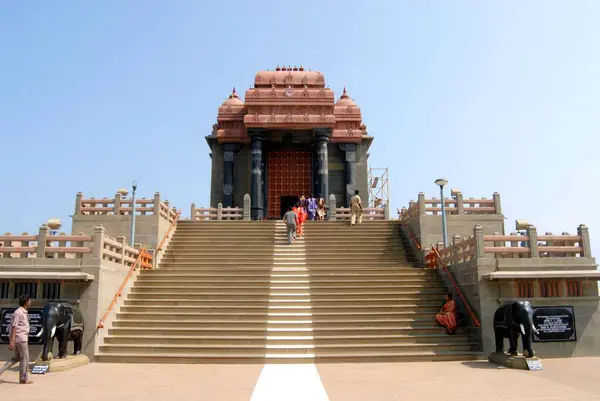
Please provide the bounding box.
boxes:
[341,87,349,99]
[229,87,239,99]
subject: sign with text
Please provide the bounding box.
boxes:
[0,308,44,345]
[31,365,49,374]
[526,359,543,371]
[532,306,577,342]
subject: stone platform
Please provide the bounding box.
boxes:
[2,358,600,400]
[33,354,89,373]
[489,352,541,370]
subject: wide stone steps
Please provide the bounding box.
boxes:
[103,333,469,346]
[97,220,480,364]
[95,350,481,364]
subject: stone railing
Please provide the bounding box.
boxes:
[336,207,388,220]
[75,192,178,224]
[401,191,501,220]
[437,224,592,264]
[0,225,153,268]
[191,194,250,221]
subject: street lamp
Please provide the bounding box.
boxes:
[435,178,449,247]
[130,181,137,246]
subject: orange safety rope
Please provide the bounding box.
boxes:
[431,246,481,327]
[97,247,150,329]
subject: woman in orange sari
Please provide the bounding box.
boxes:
[292,203,307,238]
[436,292,458,334]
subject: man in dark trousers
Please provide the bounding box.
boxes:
[0,295,33,384]
[283,206,298,245]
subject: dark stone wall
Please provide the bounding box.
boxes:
[356,140,369,207]
[327,144,346,206]
[234,144,251,208]
[209,142,224,207]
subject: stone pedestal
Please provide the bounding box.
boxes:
[33,354,89,373]
[488,352,541,370]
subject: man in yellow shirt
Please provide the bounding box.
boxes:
[350,190,363,226]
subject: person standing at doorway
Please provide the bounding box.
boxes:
[307,194,317,221]
[0,295,33,384]
[350,190,363,227]
[317,196,326,221]
[283,206,298,245]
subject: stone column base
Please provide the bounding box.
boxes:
[488,352,542,370]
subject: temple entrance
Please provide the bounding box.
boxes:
[267,150,312,218]
[280,196,299,217]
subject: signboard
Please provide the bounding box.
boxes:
[0,308,44,345]
[31,365,49,374]
[532,306,577,343]
[526,359,543,371]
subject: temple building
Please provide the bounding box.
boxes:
[205,66,373,219]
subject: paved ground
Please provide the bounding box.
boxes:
[1,358,600,401]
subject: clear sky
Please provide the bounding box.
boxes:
[1,1,599,252]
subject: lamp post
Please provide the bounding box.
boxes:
[435,178,449,247]
[130,180,137,246]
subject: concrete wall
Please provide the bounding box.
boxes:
[72,214,170,251]
[420,214,505,250]
[442,255,600,358]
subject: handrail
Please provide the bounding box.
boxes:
[431,246,481,327]
[97,247,150,329]
[400,220,421,250]
[156,209,181,255]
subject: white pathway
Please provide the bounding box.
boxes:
[250,222,330,401]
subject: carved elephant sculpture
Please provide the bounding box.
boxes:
[36,301,84,361]
[493,300,539,357]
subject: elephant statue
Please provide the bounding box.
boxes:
[36,301,84,361]
[493,300,539,358]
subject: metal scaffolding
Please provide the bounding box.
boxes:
[368,166,390,208]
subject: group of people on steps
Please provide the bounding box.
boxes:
[283,190,364,245]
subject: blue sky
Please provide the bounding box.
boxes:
[1,1,599,252]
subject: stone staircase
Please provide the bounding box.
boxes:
[96,219,480,363]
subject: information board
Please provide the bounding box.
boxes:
[526,359,543,371]
[0,308,44,345]
[532,306,577,343]
[31,365,49,374]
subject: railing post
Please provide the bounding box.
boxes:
[526,225,539,257]
[92,225,106,260]
[217,203,223,220]
[153,192,161,215]
[20,232,29,259]
[578,224,591,257]
[74,192,83,216]
[493,192,502,215]
[452,234,461,264]
[473,225,486,258]
[114,193,121,215]
[117,235,127,265]
[190,203,196,220]
[383,203,390,220]
[417,192,425,215]
[36,225,49,258]
[456,192,464,215]
[329,194,337,221]
[243,194,251,221]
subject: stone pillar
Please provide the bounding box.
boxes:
[190,203,196,220]
[222,143,240,208]
[329,194,337,221]
[527,225,539,257]
[37,225,49,258]
[578,224,591,257]
[243,194,251,221]
[249,129,266,220]
[339,143,357,207]
[117,235,127,265]
[493,192,502,215]
[114,193,122,215]
[74,192,83,215]
[217,203,223,220]
[153,192,161,215]
[418,192,426,215]
[456,192,464,215]
[92,225,105,259]
[383,203,390,220]
[473,225,486,258]
[314,128,331,214]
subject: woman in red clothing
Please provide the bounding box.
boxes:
[435,292,458,334]
[293,202,307,238]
